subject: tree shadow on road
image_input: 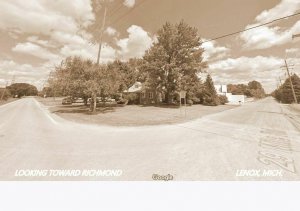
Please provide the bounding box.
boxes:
[52,105,116,115]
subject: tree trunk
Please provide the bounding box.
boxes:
[93,95,97,112]
[165,91,173,104]
[91,94,97,113]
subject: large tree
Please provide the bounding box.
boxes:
[227,81,265,99]
[247,80,265,98]
[107,58,142,92]
[7,83,38,97]
[0,88,11,100]
[143,21,206,104]
[49,56,120,112]
[227,84,249,95]
[202,74,219,106]
[49,57,93,103]
[274,74,300,104]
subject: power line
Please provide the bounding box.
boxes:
[108,2,124,18]
[203,12,300,43]
[109,0,149,26]
[93,0,147,30]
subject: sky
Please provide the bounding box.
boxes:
[0,0,300,92]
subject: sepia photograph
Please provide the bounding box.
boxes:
[0,0,300,181]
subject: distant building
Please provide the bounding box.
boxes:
[214,85,227,94]
[214,84,245,105]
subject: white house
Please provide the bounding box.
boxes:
[214,85,245,105]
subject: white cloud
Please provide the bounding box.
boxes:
[117,25,153,60]
[51,31,87,46]
[123,0,135,8]
[0,78,6,87]
[210,56,282,71]
[241,21,300,49]
[12,42,60,61]
[209,56,285,92]
[202,40,230,61]
[240,0,300,49]
[105,26,118,36]
[286,48,299,54]
[0,0,94,35]
[255,0,300,23]
[59,42,116,63]
[0,60,50,89]
[51,31,116,63]
[27,36,55,48]
[0,2,155,89]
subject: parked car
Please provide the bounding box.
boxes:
[62,97,72,105]
[72,97,84,104]
[87,97,117,105]
[104,97,116,102]
[87,97,101,104]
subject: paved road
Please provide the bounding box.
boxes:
[0,97,300,180]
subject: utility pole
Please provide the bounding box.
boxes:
[283,59,298,104]
[1,75,15,101]
[292,33,300,39]
[278,76,282,86]
[10,75,15,85]
[0,81,8,101]
[96,4,107,65]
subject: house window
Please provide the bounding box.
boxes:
[149,92,153,99]
[141,92,145,98]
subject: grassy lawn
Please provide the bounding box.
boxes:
[37,97,238,126]
[290,104,300,112]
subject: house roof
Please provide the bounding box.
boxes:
[124,82,143,93]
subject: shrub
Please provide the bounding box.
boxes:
[202,93,220,106]
[117,98,128,105]
[123,93,139,104]
[191,97,201,104]
[187,99,193,106]
[218,95,228,105]
[0,88,11,100]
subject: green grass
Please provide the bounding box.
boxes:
[36,97,238,126]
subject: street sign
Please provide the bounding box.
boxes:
[179,90,187,118]
[179,90,186,99]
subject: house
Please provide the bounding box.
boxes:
[214,84,245,104]
[124,82,162,104]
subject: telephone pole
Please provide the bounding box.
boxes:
[292,33,300,39]
[1,75,15,101]
[0,81,8,101]
[278,76,282,86]
[283,59,298,103]
[96,4,107,65]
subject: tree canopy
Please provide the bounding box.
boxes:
[273,74,300,104]
[49,56,121,112]
[142,21,207,103]
[202,74,219,106]
[228,80,265,99]
[7,83,38,97]
[0,88,11,100]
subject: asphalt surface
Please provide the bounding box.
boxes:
[0,97,300,180]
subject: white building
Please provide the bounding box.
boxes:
[214,85,245,105]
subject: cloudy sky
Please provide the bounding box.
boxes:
[0,0,300,92]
